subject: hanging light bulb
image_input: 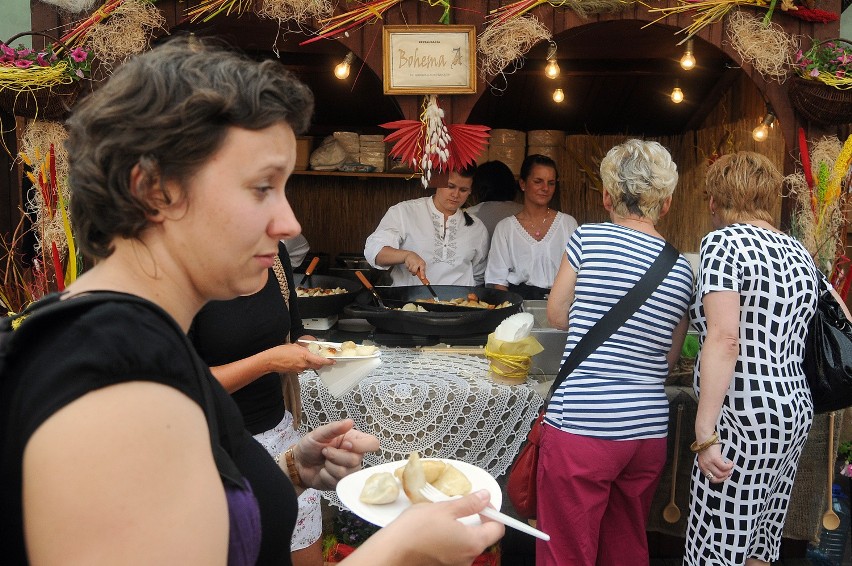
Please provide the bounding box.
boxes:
[680,39,696,71]
[671,86,684,104]
[545,41,560,79]
[552,88,565,103]
[752,110,776,142]
[334,52,354,80]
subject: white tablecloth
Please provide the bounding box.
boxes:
[299,349,544,507]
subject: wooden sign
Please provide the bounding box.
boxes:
[382,25,476,95]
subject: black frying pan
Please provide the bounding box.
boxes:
[355,278,518,313]
[344,285,523,336]
[295,275,362,318]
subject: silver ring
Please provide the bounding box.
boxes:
[706,471,714,480]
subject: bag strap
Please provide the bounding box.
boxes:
[545,242,680,404]
[272,253,303,429]
[8,292,245,485]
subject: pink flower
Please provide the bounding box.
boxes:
[1,44,15,58]
[35,53,48,66]
[842,463,852,478]
[69,47,88,63]
[16,48,32,58]
[14,59,32,69]
[810,68,821,77]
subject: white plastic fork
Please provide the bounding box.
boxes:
[419,483,551,541]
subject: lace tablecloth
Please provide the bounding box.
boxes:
[299,349,544,507]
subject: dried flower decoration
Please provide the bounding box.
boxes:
[794,38,852,89]
[381,95,490,189]
[0,39,92,85]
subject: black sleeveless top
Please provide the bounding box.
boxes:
[0,296,297,565]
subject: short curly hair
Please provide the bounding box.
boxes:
[599,139,678,223]
[67,36,315,259]
[704,151,780,225]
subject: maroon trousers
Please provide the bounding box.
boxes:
[535,424,667,566]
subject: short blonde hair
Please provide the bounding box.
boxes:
[599,139,678,223]
[705,151,780,225]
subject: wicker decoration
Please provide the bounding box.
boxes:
[0,82,80,120]
[0,32,84,120]
[788,77,852,125]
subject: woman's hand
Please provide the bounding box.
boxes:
[696,443,733,484]
[294,419,379,490]
[266,343,333,374]
[348,490,505,566]
[403,252,426,278]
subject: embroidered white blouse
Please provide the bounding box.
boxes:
[484,212,578,289]
[364,196,490,286]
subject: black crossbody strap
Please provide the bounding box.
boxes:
[545,242,679,404]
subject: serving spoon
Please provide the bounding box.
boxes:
[823,411,841,530]
[662,403,684,524]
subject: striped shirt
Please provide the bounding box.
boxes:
[544,223,694,440]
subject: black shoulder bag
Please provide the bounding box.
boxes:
[507,242,679,519]
[803,277,852,414]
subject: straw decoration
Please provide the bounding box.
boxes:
[38,0,100,13]
[256,0,334,25]
[186,0,254,23]
[300,0,403,45]
[488,0,627,24]
[60,0,125,50]
[787,134,851,275]
[478,15,551,78]
[646,0,771,43]
[726,10,797,82]
[85,0,165,71]
[19,122,74,266]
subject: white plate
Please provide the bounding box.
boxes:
[298,339,380,360]
[316,355,382,397]
[336,459,502,527]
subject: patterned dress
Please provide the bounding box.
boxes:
[685,224,819,565]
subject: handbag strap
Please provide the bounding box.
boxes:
[272,252,303,429]
[545,241,679,404]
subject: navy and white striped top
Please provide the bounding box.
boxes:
[544,223,694,440]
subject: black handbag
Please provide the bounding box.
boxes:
[803,285,852,414]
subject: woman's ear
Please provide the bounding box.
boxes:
[602,190,613,212]
[658,195,673,218]
[129,161,172,222]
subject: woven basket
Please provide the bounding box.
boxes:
[0,32,82,120]
[789,38,852,125]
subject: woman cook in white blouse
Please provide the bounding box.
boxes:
[485,154,578,299]
[364,166,489,286]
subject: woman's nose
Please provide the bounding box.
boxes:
[270,195,301,239]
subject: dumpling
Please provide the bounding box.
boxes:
[401,451,429,504]
[359,472,399,505]
[355,345,378,356]
[432,463,472,497]
[394,458,446,483]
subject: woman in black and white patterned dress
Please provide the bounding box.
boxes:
[685,151,851,566]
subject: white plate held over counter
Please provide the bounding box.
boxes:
[336,459,502,527]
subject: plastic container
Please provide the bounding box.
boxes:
[807,484,851,566]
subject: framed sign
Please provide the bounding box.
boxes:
[382,25,476,95]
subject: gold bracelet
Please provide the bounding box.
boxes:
[689,431,720,453]
[282,447,303,488]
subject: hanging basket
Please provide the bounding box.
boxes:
[0,32,83,120]
[788,76,852,125]
[788,38,852,125]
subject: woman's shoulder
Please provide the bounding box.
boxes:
[10,297,204,440]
